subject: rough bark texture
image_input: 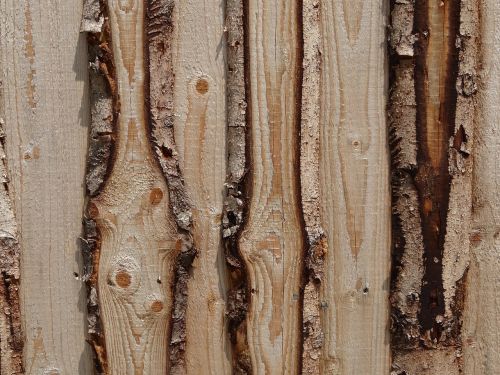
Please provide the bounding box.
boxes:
[389,0,424,350]
[223,0,251,373]
[390,0,480,373]
[145,1,197,373]
[300,1,325,374]
[1,0,495,373]
[81,1,114,371]
[0,121,23,375]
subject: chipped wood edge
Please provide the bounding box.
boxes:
[388,0,424,350]
[145,1,196,373]
[222,0,251,373]
[80,0,115,372]
[300,1,326,373]
[0,119,24,375]
[390,0,480,373]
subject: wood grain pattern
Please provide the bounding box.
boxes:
[241,0,303,373]
[90,1,178,373]
[171,0,231,373]
[0,0,94,373]
[463,0,500,372]
[318,1,391,373]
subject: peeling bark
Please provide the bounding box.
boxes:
[300,1,325,373]
[389,0,424,350]
[82,0,117,198]
[145,1,196,373]
[223,0,250,372]
[390,0,480,373]
[0,120,23,375]
[81,0,114,371]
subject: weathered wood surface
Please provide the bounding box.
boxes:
[311,1,391,373]
[0,0,94,373]
[172,0,230,373]
[85,0,181,373]
[462,0,500,373]
[1,0,498,374]
[389,0,480,373]
[240,0,303,373]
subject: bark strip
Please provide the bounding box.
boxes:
[300,0,325,373]
[223,0,251,373]
[389,0,424,350]
[80,1,115,372]
[0,120,23,375]
[390,0,479,373]
[145,1,197,373]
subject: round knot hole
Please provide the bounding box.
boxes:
[151,300,164,313]
[150,188,164,205]
[115,271,131,288]
[196,79,209,94]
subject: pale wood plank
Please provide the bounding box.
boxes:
[90,1,178,373]
[171,0,231,373]
[0,0,94,372]
[463,0,500,373]
[240,1,303,373]
[317,1,391,373]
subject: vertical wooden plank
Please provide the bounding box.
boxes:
[317,1,391,373]
[390,0,479,372]
[0,0,94,373]
[241,0,304,373]
[83,0,185,373]
[171,0,230,374]
[463,0,500,373]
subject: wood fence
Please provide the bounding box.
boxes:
[0,0,498,374]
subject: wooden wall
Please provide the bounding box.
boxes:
[0,0,497,374]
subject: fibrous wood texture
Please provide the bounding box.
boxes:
[0,0,94,373]
[82,0,192,373]
[462,0,500,373]
[172,0,230,374]
[240,0,304,373]
[1,0,498,374]
[303,1,391,373]
[389,0,481,373]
